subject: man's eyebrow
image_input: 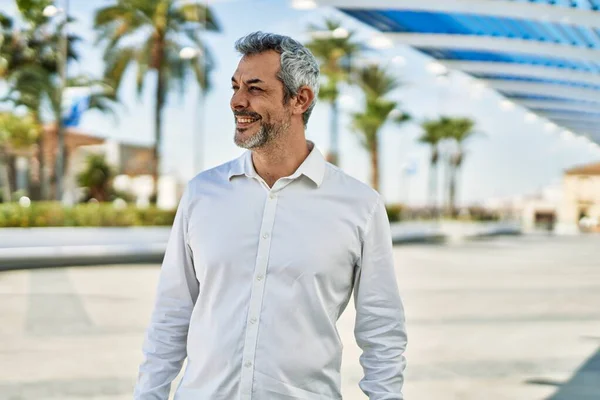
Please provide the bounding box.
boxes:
[230,77,264,85]
[246,78,264,85]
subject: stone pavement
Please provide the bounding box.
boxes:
[0,235,599,399]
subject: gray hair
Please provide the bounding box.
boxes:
[234,31,320,127]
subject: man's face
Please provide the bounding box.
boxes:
[230,50,292,149]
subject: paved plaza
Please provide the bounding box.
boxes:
[0,235,599,399]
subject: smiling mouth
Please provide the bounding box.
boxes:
[236,116,261,128]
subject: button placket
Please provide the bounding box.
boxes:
[239,191,279,399]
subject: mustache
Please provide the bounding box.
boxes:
[234,111,262,119]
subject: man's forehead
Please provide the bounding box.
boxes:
[233,51,281,81]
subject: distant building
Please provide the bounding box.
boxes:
[520,185,561,233]
[3,125,103,200]
[5,124,181,209]
[556,161,600,234]
[41,123,154,182]
[484,160,600,235]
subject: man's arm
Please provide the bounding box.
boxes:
[353,196,407,400]
[134,186,199,400]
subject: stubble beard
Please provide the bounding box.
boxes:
[234,117,291,150]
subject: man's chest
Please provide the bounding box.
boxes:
[186,186,363,287]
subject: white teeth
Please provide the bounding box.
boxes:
[237,118,256,124]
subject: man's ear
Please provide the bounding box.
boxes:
[292,86,315,116]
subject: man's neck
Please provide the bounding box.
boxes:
[251,134,312,188]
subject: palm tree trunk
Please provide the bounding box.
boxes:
[152,67,166,205]
[193,86,206,174]
[55,2,69,201]
[33,111,49,200]
[449,163,457,217]
[370,138,379,192]
[434,161,440,218]
[450,154,463,218]
[0,151,12,202]
[54,111,66,201]
[427,162,433,209]
[428,150,438,217]
[444,155,453,217]
[327,99,339,166]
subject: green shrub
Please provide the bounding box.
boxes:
[0,201,175,227]
[465,206,501,222]
[385,203,404,222]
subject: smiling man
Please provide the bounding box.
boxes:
[134,32,407,400]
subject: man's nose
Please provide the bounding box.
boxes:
[231,89,249,110]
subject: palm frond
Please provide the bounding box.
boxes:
[395,111,411,124]
[305,18,361,100]
[318,80,338,102]
[162,40,188,98]
[103,46,137,93]
[132,36,154,97]
[94,5,130,28]
[94,5,148,52]
[4,64,55,114]
[0,12,13,29]
[172,3,221,31]
[93,0,218,124]
[356,64,400,98]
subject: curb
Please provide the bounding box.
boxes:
[0,243,166,271]
[0,226,522,270]
[392,234,447,245]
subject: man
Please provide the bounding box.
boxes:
[134,32,407,400]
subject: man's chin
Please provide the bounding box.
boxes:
[235,129,263,149]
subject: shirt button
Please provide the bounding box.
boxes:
[250,317,257,324]
[262,233,269,239]
[269,193,276,199]
[256,274,264,281]
[244,361,252,368]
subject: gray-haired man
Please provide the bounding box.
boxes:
[134,31,407,400]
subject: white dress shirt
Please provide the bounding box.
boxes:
[134,141,407,400]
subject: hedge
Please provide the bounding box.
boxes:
[0,202,176,228]
[385,204,404,222]
[0,201,499,228]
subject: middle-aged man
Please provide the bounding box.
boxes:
[134,31,407,400]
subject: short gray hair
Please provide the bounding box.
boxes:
[235,32,320,127]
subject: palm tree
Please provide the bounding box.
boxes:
[3,64,119,197]
[0,3,80,200]
[352,65,411,192]
[419,117,478,217]
[0,113,41,202]
[306,19,362,166]
[94,0,220,203]
[419,118,446,215]
[446,118,477,216]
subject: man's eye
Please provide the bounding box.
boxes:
[231,86,239,90]
[250,87,262,92]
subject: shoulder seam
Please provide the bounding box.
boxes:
[362,194,381,240]
[182,184,192,243]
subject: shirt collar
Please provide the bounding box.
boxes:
[227,150,255,180]
[227,141,326,187]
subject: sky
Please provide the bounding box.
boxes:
[2,0,599,206]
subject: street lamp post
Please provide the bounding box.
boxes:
[179,46,205,176]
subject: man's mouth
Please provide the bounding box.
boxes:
[236,116,261,128]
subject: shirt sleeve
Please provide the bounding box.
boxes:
[353,195,408,400]
[134,185,199,399]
